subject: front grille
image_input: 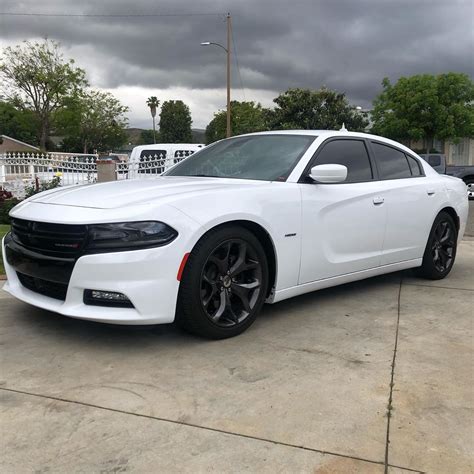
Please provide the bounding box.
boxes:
[11,218,87,258]
[17,272,68,301]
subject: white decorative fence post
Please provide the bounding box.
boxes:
[0,154,5,184]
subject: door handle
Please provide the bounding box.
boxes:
[427,189,436,196]
[373,196,384,205]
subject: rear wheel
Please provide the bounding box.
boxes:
[177,226,268,339]
[415,211,457,280]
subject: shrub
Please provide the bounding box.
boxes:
[24,176,61,199]
[0,176,61,224]
[0,190,19,224]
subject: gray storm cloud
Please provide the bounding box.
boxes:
[1,0,472,125]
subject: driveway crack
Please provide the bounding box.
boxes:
[384,276,403,473]
[0,385,424,472]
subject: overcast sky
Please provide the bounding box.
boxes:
[0,0,473,130]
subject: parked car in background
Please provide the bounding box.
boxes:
[419,154,474,199]
[129,144,205,175]
[2,131,468,339]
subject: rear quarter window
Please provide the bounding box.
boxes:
[406,154,423,176]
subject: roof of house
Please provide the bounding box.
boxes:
[0,135,40,150]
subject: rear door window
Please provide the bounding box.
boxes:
[371,142,412,179]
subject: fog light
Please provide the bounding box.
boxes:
[84,289,134,308]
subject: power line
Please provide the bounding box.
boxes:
[231,22,246,101]
[0,12,224,18]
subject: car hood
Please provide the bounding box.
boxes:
[28,177,265,209]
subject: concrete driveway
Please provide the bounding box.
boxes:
[1,229,473,472]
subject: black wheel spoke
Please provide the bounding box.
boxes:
[229,242,247,276]
[208,255,227,274]
[439,248,450,265]
[230,281,259,313]
[211,291,226,322]
[202,273,216,286]
[224,291,239,323]
[202,285,217,308]
[435,222,446,240]
[439,226,451,244]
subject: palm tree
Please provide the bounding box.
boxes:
[146,96,160,144]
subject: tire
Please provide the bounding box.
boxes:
[176,226,269,339]
[465,179,474,200]
[414,211,458,280]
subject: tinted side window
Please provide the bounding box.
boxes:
[314,139,373,183]
[406,155,423,176]
[372,142,412,179]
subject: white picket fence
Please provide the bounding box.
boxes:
[0,151,191,199]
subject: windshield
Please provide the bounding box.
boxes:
[164,134,315,181]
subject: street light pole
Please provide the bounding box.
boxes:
[201,12,232,138]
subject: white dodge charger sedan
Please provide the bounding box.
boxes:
[2,131,468,338]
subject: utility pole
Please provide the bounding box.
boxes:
[226,12,232,138]
[200,13,232,137]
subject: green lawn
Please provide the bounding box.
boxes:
[0,225,10,275]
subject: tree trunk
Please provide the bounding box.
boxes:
[40,119,49,151]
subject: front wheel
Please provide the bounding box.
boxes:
[414,211,458,280]
[177,226,268,339]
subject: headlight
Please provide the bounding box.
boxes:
[85,221,178,253]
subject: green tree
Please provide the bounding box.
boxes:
[0,101,39,146]
[372,73,474,149]
[268,87,369,132]
[57,89,129,153]
[205,101,268,143]
[0,39,88,150]
[146,96,160,143]
[159,100,192,143]
[140,129,160,144]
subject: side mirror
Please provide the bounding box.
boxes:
[309,164,347,183]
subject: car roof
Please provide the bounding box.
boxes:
[239,130,419,157]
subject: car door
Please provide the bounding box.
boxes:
[369,141,440,265]
[299,138,387,284]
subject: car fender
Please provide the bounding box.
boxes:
[170,184,303,292]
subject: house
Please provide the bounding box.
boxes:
[0,135,40,153]
[408,137,474,166]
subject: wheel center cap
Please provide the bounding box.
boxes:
[223,275,232,288]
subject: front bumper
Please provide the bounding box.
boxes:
[2,234,185,325]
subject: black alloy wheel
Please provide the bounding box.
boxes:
[200,239,263,327]
[177,226,268,339]
[416,211,458,280]
[430,219,456,273]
